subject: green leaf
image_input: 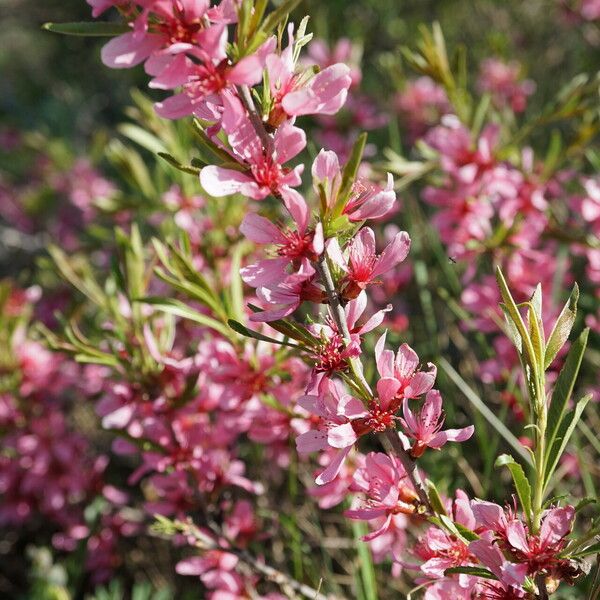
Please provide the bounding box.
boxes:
[572,541,600,558]
[140,297,232,339]
[426,481,448,516]
[545,393,592,491]
[545,328,589,470]
[495,454,532,525]
[258,0,301,37]
[444,566,497,580]
[227,319,299,348]
[544,283,579,369]
[495,267,536,371]
[42,21,130,36]
[157,152,200,175]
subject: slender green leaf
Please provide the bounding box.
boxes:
[444,566,497,580]
[333,133,367,217]
[427,481,448,516]
[42,21,130,36]
[140,297,231,338]
[157,152,200,175]
[545,328,589,465]
[545,284,579,369]
[227,319,299,348]
[495,454,532,524]
[545,394,592,490]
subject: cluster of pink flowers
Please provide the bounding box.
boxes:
[5,1,594,597]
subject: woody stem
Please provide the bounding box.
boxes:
[316,250,432,512]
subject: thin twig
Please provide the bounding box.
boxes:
[237,84,274,155]
[183,522,336,600]
[316,251,432,513]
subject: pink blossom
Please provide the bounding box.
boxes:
[478,58,536,113]
[374,332,437,402]
[239,204,323,288]
[344,453,418,541]
[400,390,474,458]
[312,149,397,221]
[295,379,367,484]
[250,258,324,322]
[264,26,352,126]
[200,92,306,201]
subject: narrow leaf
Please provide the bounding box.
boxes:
[544,283,579,369]
[42,21,130,36]
[545,394,592,490]
[444,566,497,580]
[228,320,298,348]
[140,297,231,339]
[545,328,589,466]
[495,454,532,525]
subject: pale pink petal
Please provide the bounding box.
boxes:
[429,425,474,448]
[154,93,195,119]
[349,173,396,221]
[361,513,393,541]
[274,122,307,163]
[506,520,530,554]
[372,231,411,277]
[101,32,163,69]
[375,331,395,378]
[240,213,286,244]
[404,366,437,398]
[282,64,351,116]
[240,258,289,287]
[345,291,367,330]
[296,430,328,453]
[377,377,402,408]
[312,222,324,255]
[327,423,357,449]
[200,166,264,199]
[395,343,419,378]
[359,304,392,334]
[315,446,351,485]
[228,54,264,86]
[280,187,309,233]
[540,506,575,547]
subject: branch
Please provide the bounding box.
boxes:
[316,250,432,513]
[176,520,335,600]
[237,84,274,155]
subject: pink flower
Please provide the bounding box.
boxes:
[469,533,527,589]
[200,92,306,202]
[344,453,418,541]
[326,227,410,300]
[295,379,368,484]
[263,26,352,126]
[477,58,535,113]
[312,150,397,221]
[399,390,474,458]
[374,332,437,402]
[305,37,362,87]
[250,258,324,322]
[239,203,323,288]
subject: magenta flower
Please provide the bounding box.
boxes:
[295,379,367,484]
[399,390,474,458]
[200,92,306,202]
[312,149,397,221]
